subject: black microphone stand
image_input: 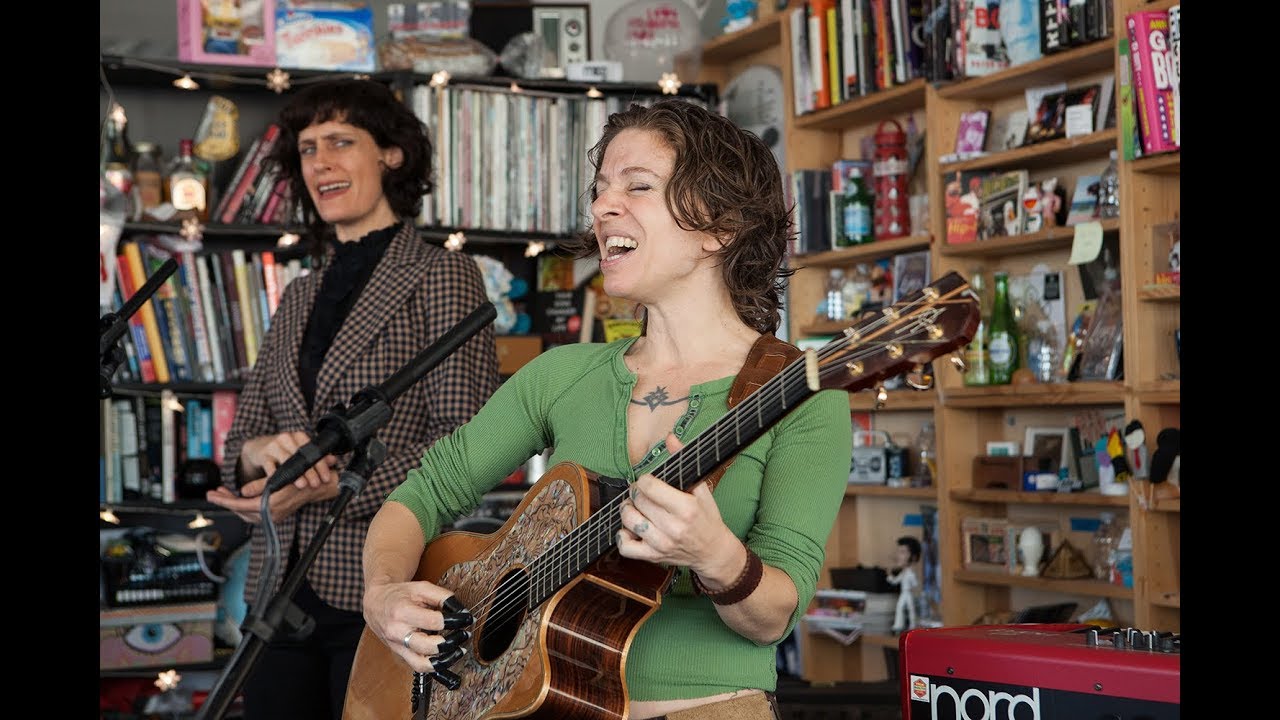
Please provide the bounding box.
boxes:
[196,433,387,720]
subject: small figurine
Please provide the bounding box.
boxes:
[887,536,922,633]
[1017,527,1045,576]
[721,0,758,33]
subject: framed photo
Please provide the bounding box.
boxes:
[1023,427,1071,471]
[1076,290,1124,380]
[961,517,1010,572]
[891,250,931,303]
[955,110,991,155]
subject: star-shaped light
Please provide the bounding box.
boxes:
[155,669,182,692]
[266,68,291,94]
[444,232,466,251]
[429,70,451,88]
[180,217,205,241]
[172,74,200,90]
[658,73,682,95]
[188,511,213,529]
[351,73,370,81]
[509,82,522,93]
[525,241,546,257]
[277,232,301,247]
[586,87,603,99]
[100,508,121,524]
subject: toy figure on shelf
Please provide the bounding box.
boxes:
[721,0,758,34]
[888,536,922,633]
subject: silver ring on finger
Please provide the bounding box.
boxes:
[403,630,415,649]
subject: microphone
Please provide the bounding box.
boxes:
[265,302,497,493]
[100,257,180,398]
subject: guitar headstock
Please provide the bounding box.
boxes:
[812,271,980,394]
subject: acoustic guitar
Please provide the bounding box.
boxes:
[344,271,980,720]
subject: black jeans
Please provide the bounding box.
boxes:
[241,579,365,720]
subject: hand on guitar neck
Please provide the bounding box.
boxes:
[617,433,795,646]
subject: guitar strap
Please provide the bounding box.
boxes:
[698,333,803,494]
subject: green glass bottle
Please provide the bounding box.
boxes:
[840,166,874,245]
[987,271,1019,384]
[962,270,990,386]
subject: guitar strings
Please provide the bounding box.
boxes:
[467,291,967,632]
[463,289,970,633]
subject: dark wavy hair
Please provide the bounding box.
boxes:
[559,99,795,336]
[261,79,433,256]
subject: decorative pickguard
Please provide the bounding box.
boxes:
[430,478,580,720]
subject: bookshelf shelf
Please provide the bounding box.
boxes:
[938,219,1120,257]
[936,41,1115,102]
[791,235,932,268]
[940,382,1125,408]
[112,382,247,395]
[950,489,1128,507]
[100,499,234,514]
[952,569,1134,599]
[1151,592,1180,608]
[845,484,937,499]
[794,79,928,130]
[940,129,1118,174]
[1135,380,1180,404]
[1131,152,1180,175]
[700,14,784,63]
[1137,284,1180,302]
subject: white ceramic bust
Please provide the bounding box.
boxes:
[1018,527,1045,576]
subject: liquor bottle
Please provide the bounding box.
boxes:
[165,138,210,222]
[824,268,846,321]
[987,271,1019,384]
[962,270,990,386]
[839,166,874,245]
[101,103,135,217]
[132,142,164,221]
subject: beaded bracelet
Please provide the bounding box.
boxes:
[691,545,764,606]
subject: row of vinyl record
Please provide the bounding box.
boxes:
[410,85,709,235]
[108,239,317,386]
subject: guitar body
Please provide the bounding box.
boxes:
[345,461,672,720]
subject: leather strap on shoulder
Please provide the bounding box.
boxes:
[697,334,804,494]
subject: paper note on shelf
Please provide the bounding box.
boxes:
[1068,222,1104,265]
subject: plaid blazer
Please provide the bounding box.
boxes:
[219,223,500,612]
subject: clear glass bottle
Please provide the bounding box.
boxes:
[1026,319,1061,383]
[841,263,871,319]
[915,420,937,487]
[1098,149,1120,219]
[132,141,164,221]
[840,167,874,245]
[824,268,846,321]
[165,138,210,222]
[987,271,1019,384]
[101,103,135,217]
[1092,512,1117,582]
[962,270,990,386]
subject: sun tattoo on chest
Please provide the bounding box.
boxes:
[631,386,689,412]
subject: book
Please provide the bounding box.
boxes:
[1117,35,1142,160]
[1065,174,1102,226]
[961,516,1011,572]
[1040,0,1070,55]
[120,242,171,384]
[1167,4,1180,146]
[986,110,1029,152]
[977,169,1028,240]
[211,390,238,467]
[964,0,1011,76]
[1126,9,1178,154]
[1027,84,1099,144]
[220,123,280,224]
[112,250,157,383]
[943,169,984,244]
[1001,0,1043,66]
[954,110,991,155]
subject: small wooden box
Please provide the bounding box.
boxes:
[972,455,1022,489]
[495,335,543,376]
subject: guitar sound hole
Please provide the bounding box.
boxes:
[476,567,529,663]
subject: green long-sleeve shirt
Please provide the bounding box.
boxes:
[388,336,852,700]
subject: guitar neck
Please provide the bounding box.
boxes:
[526,359,813,608]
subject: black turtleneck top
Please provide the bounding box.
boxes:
[298,222,402,411]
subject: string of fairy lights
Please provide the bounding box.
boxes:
[102,55,685,254]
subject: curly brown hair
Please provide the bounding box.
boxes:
[559,100,795,335]
[261,79,433,257]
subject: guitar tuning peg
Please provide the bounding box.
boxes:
[905,363,934,390]
[949,353,967,372]
[875,385,888,409]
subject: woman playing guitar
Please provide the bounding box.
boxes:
[358,100,854,720]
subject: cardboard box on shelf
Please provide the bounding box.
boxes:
[178,0,277,67]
